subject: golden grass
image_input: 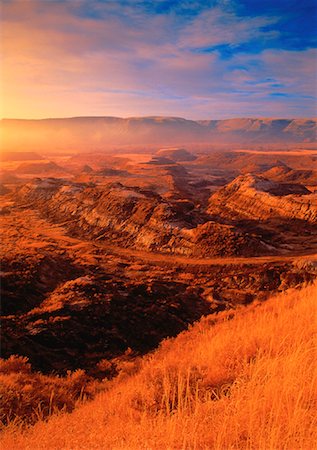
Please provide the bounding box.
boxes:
[2,282,317,449]
[0,357,104,427]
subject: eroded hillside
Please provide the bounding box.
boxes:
[14,178,274,257]
[208,173,317,223]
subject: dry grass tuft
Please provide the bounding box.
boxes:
[0,356,102,428]
[2,283,317,449]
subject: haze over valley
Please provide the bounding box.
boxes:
[1,116,316,153]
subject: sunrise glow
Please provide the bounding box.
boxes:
[2,0,316,119]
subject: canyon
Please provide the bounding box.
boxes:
[1,144,317,378]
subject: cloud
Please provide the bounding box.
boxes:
[225,49,317,98]
[179,7,279,49]
[1,0,316,119]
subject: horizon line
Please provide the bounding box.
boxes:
[1,115,316,121]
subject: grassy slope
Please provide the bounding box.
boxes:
[2,283,317,450]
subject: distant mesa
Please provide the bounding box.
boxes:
[194,151,317,174]
[15,161,69,175]
[64,153,130,171]
[81,164,94,174]
[1,151,43,161]
[240,163,271,174]
[262,165,317,185]
[0,184,10,195]
[0,171,20,184]
[97,168,130,177]
[1,117,316,153]
[262,164,292,178]
[147,156,175,165]
[240,160,288,175]
[156,148,197,162]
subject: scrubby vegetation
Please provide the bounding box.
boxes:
[2,282,316,449]
[0,356,102,427]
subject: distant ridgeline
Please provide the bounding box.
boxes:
[1,117,316,152]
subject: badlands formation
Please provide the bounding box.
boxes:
[1,144,317,377]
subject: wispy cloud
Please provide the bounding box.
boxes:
[179,8,279,50]
[2,0,316,118]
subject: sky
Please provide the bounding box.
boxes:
[1,0,317,119]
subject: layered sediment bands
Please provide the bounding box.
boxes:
[192,221,269,257]
[208,174,317,223]
[15,178,268,257]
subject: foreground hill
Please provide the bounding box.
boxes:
[1,117,316,152]
[3,282,316,449]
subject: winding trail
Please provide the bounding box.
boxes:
[3,205,317,269]
[102,242,317,267]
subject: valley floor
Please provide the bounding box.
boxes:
[3,206,317,269]
[2,282,316,450]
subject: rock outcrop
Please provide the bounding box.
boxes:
[15,178,270,257]
[262,165,317,185]
[156,148,197,162]
[208,174,317,223]
[15,161,68,176]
